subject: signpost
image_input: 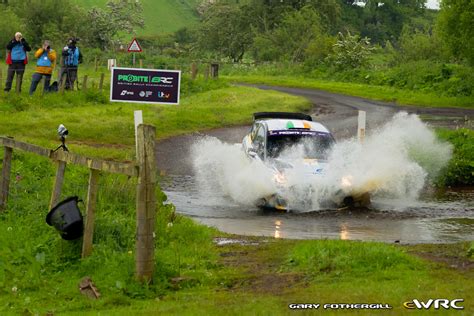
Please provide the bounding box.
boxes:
[110,67,181,105]
[128,38,142,67]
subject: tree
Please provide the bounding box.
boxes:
[197,3,252,62]
[251,6,325,62]
[8,0,84,47]
[84,0,145,50]
[327,31,374,69]
[0,7,23,53]
[437,0,474,65]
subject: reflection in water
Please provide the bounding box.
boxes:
[274,220,282,239]
[340,223,349,240]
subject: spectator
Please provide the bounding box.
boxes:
[4,32,31,92]
[29,40,57,95]
[60,37,82,90]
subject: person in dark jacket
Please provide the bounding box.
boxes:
[59,37,82,90]
[4,32,31,92]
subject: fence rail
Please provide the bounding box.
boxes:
[0,124,156,283]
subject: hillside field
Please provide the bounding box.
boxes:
[73,0,200,35]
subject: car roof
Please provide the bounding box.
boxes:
[257,119,331,134]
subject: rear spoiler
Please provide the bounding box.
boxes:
[253,112,312,122]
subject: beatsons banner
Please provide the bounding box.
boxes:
[110,67,181,105]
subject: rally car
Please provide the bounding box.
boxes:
[242,112,370,211]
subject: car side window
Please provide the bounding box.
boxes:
[250,124,258,141]
[253,125,266,158]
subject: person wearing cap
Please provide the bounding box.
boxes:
[4,32,31,92]
[29,40,57,95]
[59,37,82,90]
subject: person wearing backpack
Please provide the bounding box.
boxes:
[29,40,57,95]
[60,37,82,90]
[4,32,31,92]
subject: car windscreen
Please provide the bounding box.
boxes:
[266,130,334,159]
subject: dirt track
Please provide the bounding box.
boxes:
[156,84,473,175]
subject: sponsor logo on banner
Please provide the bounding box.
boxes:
[110,67,180,105]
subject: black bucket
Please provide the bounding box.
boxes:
[46,196,84,240]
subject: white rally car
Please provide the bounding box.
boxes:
[242,112,370,211]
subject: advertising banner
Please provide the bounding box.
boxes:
[110,67,181,105]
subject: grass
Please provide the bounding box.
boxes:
[223,74,474,109]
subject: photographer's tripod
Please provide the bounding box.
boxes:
[53,136,69,152]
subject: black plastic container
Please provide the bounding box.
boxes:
[46,196,84,240]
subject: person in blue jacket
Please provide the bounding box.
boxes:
[59,37,82,90]
[4,32,31,92]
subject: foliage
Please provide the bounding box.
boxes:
[84,0,145,50]
[437,0,474,65]
[396,25,447,63]
[0,7,23,55]
[197,3,252,62]
[6,0,85,47]
[327,32,374,69]
[436,128,474,186]
[251,6,324,63]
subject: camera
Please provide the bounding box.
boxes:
[58,124,68,138]
[68,37,80,46]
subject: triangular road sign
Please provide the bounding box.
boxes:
[128,38,142,52]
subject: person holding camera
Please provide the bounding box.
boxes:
[29,40,57,95]
[4,32,31,92]
[60,38,82,90]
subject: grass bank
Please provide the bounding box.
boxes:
[224,74,474,109]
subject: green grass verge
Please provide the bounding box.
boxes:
[224,74,474,109]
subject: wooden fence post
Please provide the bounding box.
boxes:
[99,73,105,91]
[204,65,209,80]
[135,124,157,283]
[94,57,98,72]
[82,169,100,258]
[82,75,88,92]
[0,145,13,211]
[49,161,66,210]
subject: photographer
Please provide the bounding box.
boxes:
[4,32,31,92]
[29,40,57,95]
[60,37,82,90]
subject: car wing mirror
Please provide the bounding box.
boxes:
[247,148,257,158]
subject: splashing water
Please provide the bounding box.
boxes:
[192,113,452,211]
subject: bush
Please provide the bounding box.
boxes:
[436,129,474,186]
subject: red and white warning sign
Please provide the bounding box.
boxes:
[127,38,142,53]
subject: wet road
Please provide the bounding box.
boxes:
[157,85,474,243]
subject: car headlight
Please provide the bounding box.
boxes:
[341,175,353,188]
[273,172,287,185]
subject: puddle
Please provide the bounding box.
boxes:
[162,174,474,244]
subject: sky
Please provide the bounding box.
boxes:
[426,0,440,9]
